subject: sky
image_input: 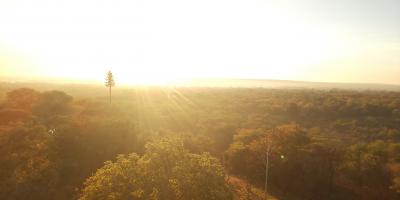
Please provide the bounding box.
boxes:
[0,0,399,85]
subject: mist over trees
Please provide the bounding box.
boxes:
[0,85,399,200]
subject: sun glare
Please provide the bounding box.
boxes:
[0,0,399,85]
[0,0,346,85]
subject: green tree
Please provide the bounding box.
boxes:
[0,123,58,200]
[340,141,393,199]
[79,137,232,200]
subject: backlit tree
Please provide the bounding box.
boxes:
[105,70,115,104]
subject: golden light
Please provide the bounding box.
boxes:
[0,0,399,85]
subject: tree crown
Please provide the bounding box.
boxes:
[105,70,115,87]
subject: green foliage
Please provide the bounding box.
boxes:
[338,141,393,199]
[79,137,232,200]
[0,87,400,200]
[0,123,58,200]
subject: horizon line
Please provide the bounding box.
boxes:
[1,75,400,88]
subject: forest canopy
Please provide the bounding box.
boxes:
[0,85,399,200]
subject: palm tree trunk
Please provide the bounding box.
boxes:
[109,86,111,104]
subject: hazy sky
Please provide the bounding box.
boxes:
[0,0,399,85]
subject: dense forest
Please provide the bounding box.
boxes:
[0,85,399,200]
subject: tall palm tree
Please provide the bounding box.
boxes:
[105,70,115,104]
